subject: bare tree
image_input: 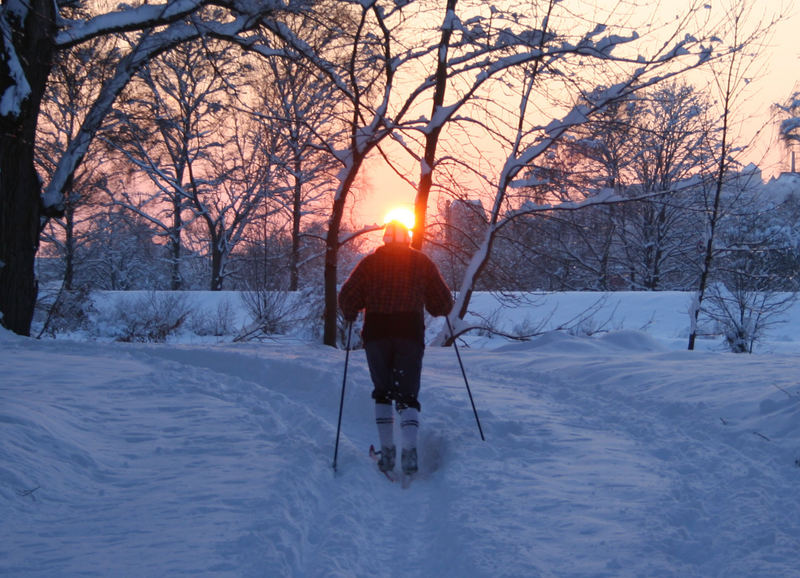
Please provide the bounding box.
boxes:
[704,182,798,353]
[197,110,293,290]
[106,39,245,290]
[687,0,778,350]
[36,32,119,291]
[509,82,714,291]
[244,0,567,344]
[78,206,169,291]
[253,41,342,291]
[619,83,714,290]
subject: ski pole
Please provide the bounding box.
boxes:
[446,316,485,441]
[332,322,353,472]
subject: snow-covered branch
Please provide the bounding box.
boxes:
[41,1,299,214]
[56,1,207,48]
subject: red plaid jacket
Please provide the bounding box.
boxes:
[339,244,453,341]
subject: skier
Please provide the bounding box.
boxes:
[338,220,453,477]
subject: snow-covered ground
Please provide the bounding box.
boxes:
[2,292,800,577]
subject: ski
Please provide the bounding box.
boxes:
[369,445,397,482]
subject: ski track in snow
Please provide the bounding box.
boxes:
[2,331,800,577]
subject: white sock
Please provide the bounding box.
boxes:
[399,407,419,450]
[375,403,394,449]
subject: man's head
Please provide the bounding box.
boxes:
[383,220,411,245]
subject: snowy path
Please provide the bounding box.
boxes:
[2,331,800,576]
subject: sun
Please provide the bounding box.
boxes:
[383,206,416,231]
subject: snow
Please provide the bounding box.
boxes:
[56,1,205,47]
[3,292,800,576]
[781,117,800,137]
[545,105,591,135]
[762,172,800,205]
[0,5,31,118]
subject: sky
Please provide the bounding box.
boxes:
[727,0,800,175]
[354,0,800,227]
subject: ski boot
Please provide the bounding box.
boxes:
[377,446,395,473]
[401,447,418,475]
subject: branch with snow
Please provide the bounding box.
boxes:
[41,1,300,214]
[0,5,31,117]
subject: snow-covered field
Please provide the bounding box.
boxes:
[2,292,800,577]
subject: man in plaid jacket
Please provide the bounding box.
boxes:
[339,221,453,475]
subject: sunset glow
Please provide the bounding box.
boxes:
[383,206,416,231]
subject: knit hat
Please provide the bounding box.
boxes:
[383,221,411,245]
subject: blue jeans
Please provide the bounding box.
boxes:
[364,338,424,411]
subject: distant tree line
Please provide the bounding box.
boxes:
[37,78,800,298]
[433,83,800,294]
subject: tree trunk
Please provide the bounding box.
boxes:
[323,194,346,346]
[411,0,457,251]
[322,156,364,347]
[170,196,182,290]
[688,23,736,350]
[64,197,75,290]
[210,238,224,291]
[290,157,302,291]
[0,1,57,335]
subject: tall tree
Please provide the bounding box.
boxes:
[37,32,119,290]
[687,0,775,350]
[107,39,242,290]
[255,40,342,291]
[619,83,714,290]
[193,110,290,290]
[512,83,713,291]
[0,0,58,334]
